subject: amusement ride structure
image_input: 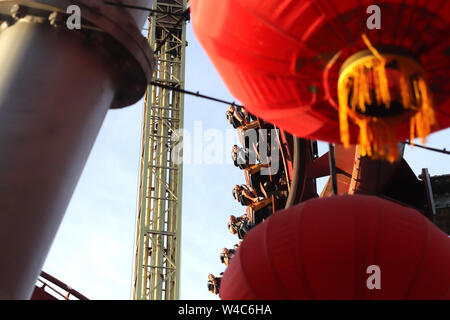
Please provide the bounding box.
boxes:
[133,0,187,300]
[0,0,449,300]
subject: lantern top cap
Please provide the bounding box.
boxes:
[340,45,422,75]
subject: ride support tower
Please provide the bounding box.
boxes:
[133,0,188,300]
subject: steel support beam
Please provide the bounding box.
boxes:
[0,0,154,300]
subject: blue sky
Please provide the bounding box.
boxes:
[42,21,450,300]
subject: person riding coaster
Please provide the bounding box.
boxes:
[232,145,259,170]
[227,214,255,240]
[219,247,236,266]
[207,273,223,295]
[233,184,260,206]
[226,104,255,129]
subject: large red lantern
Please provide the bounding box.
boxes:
[190,0,450,161]
[220,195,450,299]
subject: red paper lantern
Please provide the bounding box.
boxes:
[220,195,450,299]
[191,0,450,161]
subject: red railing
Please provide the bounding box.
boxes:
[31,271,89,300]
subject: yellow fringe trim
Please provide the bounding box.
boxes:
[338,34,436,162]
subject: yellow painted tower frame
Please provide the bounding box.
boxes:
[133,0,187,300]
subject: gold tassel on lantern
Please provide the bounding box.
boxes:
[337,34,436,162]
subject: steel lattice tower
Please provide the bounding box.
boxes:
[133,0,187,300]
